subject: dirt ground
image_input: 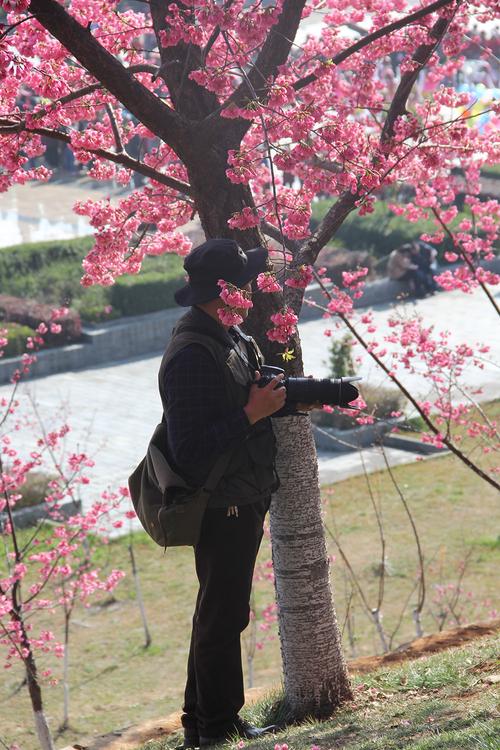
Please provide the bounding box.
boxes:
[64,618,499,750]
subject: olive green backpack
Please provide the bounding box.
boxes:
[128,419,233,548]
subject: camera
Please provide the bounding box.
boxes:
[256,365,361,408]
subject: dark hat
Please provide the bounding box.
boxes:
[174,238,268,307]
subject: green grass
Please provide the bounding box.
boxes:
[1,405,499,749]
[143,635,500,750]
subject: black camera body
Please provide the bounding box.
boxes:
[256,365,360,408]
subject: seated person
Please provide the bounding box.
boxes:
[387,244,427,297]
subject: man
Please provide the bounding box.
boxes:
[387,243,427,297]
[410,240,438,295]
[158,238,285,748]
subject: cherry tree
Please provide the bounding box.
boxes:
[0,321,126,749]
[0,0,498,722]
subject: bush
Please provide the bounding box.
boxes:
[0,237,186,322]
[0,294,82,344]
[110,270,185,317]
[1,322,36,358]
[328,335,356,379]
[311,199,475,260]
[16,471,58,509]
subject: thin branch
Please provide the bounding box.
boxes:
[293,0,456,91]
[297,7,455,267]
[381,11,455,144]
[105,103,123,153]
[9,64,159,126]
[0,123,191,194]
[309,272,500,493]
[261,221,300,257]
[223,0,307,110]
[431,207,500,317]
[359,450,386,611]
[381,450,425,616]
[0,15,37,41]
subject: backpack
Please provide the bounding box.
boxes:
[128,419,234,548]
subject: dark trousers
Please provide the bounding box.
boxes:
[182,499,269,739]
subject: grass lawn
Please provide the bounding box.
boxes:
[148,634,500,750]
[1,427,499,748]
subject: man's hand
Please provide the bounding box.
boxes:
[244,371,286,425]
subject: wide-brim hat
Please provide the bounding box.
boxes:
[174,238,268,307]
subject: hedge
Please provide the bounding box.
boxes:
[110,271,185,317]
[1,322,36,358]
[0,236,94,284]
[0,237,185,321]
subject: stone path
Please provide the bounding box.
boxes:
[1,283,497,527]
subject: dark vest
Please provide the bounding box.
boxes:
[158,307,278,507]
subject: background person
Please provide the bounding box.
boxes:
[387,243,427,297]
[411,240,438,295]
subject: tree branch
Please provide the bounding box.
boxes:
[224,0,307,110]
[2,64,159,129]
[261,220,300,257]
[293,0,456,92]
[29,0,186,154]
[381,13,453,143]
[105,103,123,153]
[431,207,500,317]
[149,0,219,118]
[0,123,192,194]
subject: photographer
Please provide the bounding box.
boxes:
[159,238,285,748]
[159,239,359,747]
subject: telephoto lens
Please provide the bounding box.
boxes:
[257,366,361,407]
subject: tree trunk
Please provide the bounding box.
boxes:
[61,613,70,730]
[270,415,352,717]
[24,644,55,750]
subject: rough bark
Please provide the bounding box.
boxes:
[271,416,353,717]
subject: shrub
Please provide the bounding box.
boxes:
[2,322,36,358]
[0,294,82,344]
[110,270,185,317]
[0,238,186,321]
[0,236,93,283]
[329,335,356,379]
[16,471,58,509]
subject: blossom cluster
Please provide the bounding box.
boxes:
[266,307,298,345]
[217,279,253,327]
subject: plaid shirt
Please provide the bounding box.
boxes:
[163,339,251,485]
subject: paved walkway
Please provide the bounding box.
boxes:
[1,284,497,527]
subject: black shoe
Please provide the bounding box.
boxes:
[178,729,199,749]
[200,716,276,746]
